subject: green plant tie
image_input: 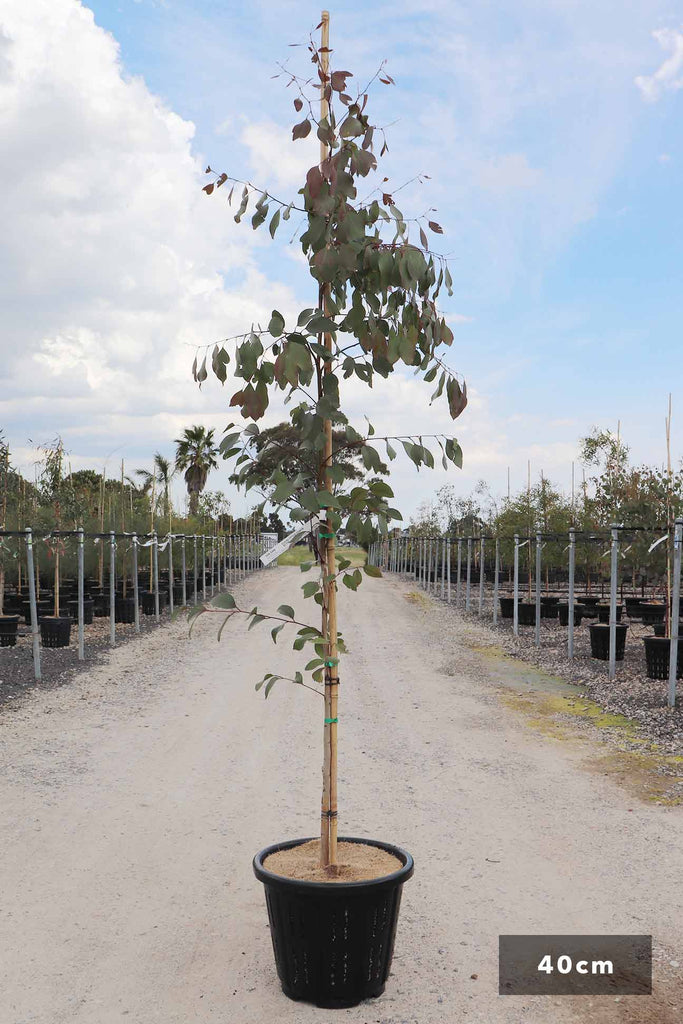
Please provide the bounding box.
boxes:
[324,658,338,666]
[318,531,336,538]
[324,717,338,724]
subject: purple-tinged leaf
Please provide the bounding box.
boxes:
[292,118,312,140]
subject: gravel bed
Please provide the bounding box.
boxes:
[0,612,175,709]
[412,580,683,755]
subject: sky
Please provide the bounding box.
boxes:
[0,0,682,521]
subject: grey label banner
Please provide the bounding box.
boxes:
[499,935,652,995]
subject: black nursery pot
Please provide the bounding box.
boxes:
[517,602,536,626]
[253,837,414,1009]
[0,615,20,647]
[499,597,514,619]
[558,603,584,627]
[39,616,72,648]
[597,604,623,624]
[589,623,627,661]
[66,599,94,625]
[644,636,683,679]
[115,597,137,623]
[640,604,666,626]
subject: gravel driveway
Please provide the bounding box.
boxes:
[0,567,681,1023]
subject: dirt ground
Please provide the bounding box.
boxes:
[0,567,681,1024]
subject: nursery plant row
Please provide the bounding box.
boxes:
[0,528,276,682]
[370,522,683,709]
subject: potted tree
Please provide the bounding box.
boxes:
[191,13,467,1008]
[38,439,74,648]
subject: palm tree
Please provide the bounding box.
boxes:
[135,453,175,532]
[174,426,219,516]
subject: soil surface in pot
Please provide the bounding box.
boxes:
[263,838,402,883]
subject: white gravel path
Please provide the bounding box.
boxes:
[0,567,681,1024]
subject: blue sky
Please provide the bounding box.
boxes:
[1,0,682,519]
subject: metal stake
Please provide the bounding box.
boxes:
[193,535,198,604]
[181,536,187,607]
[132,533,140,633]
[77,527,85,659]
[513,534,520,636]
[109,531,116,646]
[493,538,500,625]
[456,538,462,606]
[465,538,472,611]
[25,528,41,681]
[478,535,485,615]
[568,528,576,659]
[609,524,619,680]
[535,532,542,648]
[668,518,682,708]
[168,534,174,615]
[153,530,160,622]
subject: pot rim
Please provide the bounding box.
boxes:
[253,835,414,892]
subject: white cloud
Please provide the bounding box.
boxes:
[0,0,305,504]
[241,118,318,191]
[635,27,683,102]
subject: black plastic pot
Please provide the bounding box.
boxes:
[115,597,137,623]
[139,590,168,615]
[653,621,683,638]
[253,837,414,1009]
[499,597,514,619]
[0,614,21,647]
[589,623,627,661]
[558,603,584,627]
[640,604,666,626]
[39,616,72,648]
[540,597,559,619]
[93,594,111,617]
[580,595,600,608]
[66,599,95,625]
[517,602,537,626]
[597,604,623,624]
[644,636,683,679]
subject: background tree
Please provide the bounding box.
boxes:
[228,421,388,499]
[136,452,175,532]
[174,425,219,516]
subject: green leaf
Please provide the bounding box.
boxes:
[211,593,236,609]
[342,573,358,590]
[299,561,313,572]
[248,614,266,630]
[268,310,285,337]
[385,439,397,461]
[277,605,295,618]
[269,208,281,238]
[305,658,325,671]
[302,581,319,598]
[340,115,363,139]
[264,676,280,698]
[364,564,382,578]
[271,623,285,643]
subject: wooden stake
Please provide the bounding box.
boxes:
[317,9,339,873]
